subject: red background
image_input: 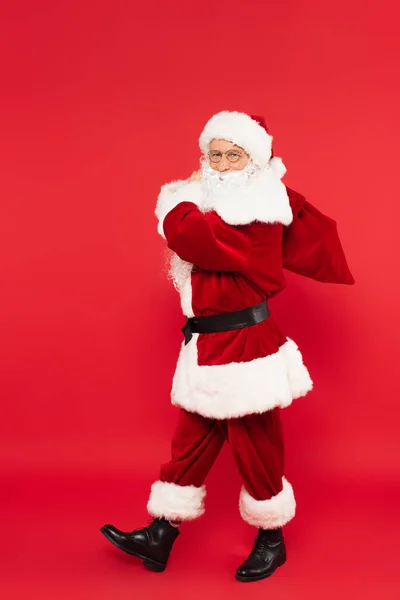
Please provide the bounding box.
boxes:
[1,1,399,598]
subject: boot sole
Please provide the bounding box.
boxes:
[235,555,286,583]
[99,527,166,572]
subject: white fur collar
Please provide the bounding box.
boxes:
[155,157,293,238]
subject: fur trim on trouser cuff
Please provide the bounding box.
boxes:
[147,480,206,521]
[239,477,296,529]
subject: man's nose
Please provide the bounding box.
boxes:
[217,156,230,171]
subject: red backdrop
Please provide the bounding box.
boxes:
[1,1,399,598]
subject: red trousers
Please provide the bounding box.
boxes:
[147,408,296,529]
[161,407,284,500]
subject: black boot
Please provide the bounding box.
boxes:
[236,527,286,582]
[100,518,180,572]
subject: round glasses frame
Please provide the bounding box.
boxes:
[207,150,245,163]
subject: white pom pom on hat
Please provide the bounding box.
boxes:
[198,111,274,168]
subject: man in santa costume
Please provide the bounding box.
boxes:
[100,111,355,582]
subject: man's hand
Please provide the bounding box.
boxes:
[189,170,202,182]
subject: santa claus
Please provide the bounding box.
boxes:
[100,111,355,582]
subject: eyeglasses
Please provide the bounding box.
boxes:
[207,150,245,163]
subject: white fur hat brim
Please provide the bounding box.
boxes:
[199,111,272,168]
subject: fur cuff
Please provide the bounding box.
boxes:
[147,480,206,521]
[155,180,203,239]
[239,477,296,529]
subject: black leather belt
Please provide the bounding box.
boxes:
[182,300,269,345]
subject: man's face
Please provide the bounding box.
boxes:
[208,139,250,172]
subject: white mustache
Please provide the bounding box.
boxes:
[200,158,260,189]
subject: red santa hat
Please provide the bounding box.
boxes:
[198,111,273,168]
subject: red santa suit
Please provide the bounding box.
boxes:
[148,112,355,529]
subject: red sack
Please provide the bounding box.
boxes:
[282,187,355,285]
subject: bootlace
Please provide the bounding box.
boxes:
[254,534,269,555]
[130,518,160,533]
[254,529,281,556]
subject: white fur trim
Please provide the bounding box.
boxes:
[155,180,203,239]
[147,480,206,521]
[279,336,314,398]
[239,477,296,529]
[171,336,313,419]
[157,165,292,230]
[199,111,272,168]
[269,156,287,179]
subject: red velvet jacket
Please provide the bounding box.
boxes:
[155,181,354,419]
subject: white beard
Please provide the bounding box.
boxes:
[197,157,292,226]
[198,158,261,212]
[168,251,193,293]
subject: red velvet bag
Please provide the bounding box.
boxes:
[282,187,355,285]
